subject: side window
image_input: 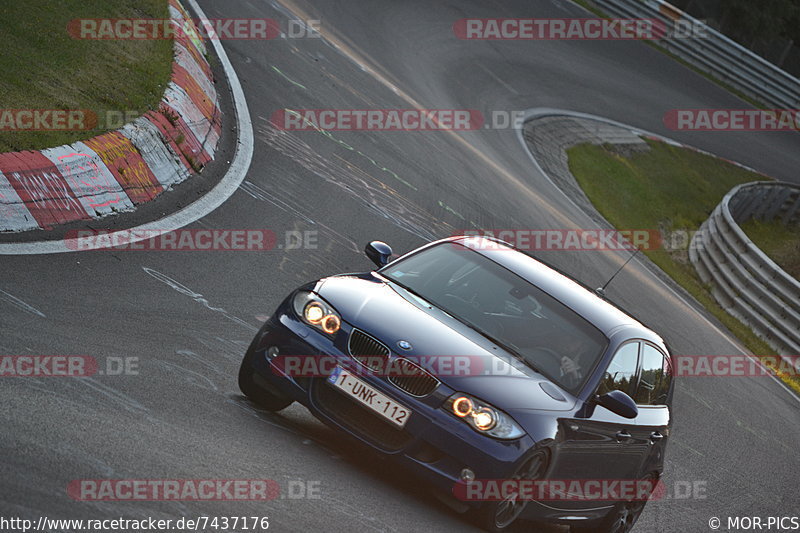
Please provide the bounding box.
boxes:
[634,344,672,405]
[598,342,639,396]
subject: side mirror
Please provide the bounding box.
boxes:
[365,241,393,268]
[596,390,638,419]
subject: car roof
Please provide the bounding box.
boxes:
[449,236,662,342]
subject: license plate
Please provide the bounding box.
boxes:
[327,367,412,428]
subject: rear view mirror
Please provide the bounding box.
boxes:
[365,241,393,267]
[596,390,638,419]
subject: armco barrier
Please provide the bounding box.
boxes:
[690,182,800,355]
[591,0,800,109]
[0,0,220,233]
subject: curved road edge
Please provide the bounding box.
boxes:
[0,0,253,256]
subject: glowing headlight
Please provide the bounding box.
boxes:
[321,314,341,334]
[304,303,325,324]
[293,291,342,336]
[473,408,497,431]
[445,393,524,440]
[452,396,473,418]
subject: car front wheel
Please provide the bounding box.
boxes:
[570,473,657,533]
[473,450,548,532]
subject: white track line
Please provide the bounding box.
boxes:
[0,0,252,255]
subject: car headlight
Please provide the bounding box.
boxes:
[445,392,525,439]
[293,291,342,335]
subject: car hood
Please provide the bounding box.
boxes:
[317,274,575,411]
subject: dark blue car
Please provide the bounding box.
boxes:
[239,236,673,532]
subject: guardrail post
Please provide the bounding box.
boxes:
[690,181,800,356]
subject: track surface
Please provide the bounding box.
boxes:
[2,0,800,531]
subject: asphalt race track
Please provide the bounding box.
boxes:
[2,0,800,531]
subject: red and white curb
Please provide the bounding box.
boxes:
[0,0,220,233]
[0,0,252,255]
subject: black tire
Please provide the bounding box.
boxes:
[570,474,656,533]
[472,450,548,532]
[238,335,293,412]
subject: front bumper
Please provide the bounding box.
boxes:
[244,296,538,502]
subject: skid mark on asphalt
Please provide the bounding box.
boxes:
[272,0,571,230]
[176,348,227,374]
[9,377,60,396]
[672,439,705,457]
[226,395,335,447]
[152,360,219,392]
[437,199,469,222]
[239,176,361,273]
[270,246,343,279]
[476,62,520,95]
[679,386,713,411]
[733,419,791,452]
[193,334,249,363]
[227,394,362,461]
[6,376,144,420]
[287,219,357,274]
[74,377,149,414]
[240,179,361,256]
[257,121,447,241]
[280,109,417,191]
[0,289,46,318]
[171,347,350,459]
[240,179,314,223]
[54,443,118,477]
[142,267,258,332]
[681,383,792,452]
[271,65,307,90]
[314,495,391,532]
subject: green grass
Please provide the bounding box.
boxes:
[0,0,173,152]
[741,219,800,279]
[567,140,800,394]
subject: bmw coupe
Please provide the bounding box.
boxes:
[238,236,673,532]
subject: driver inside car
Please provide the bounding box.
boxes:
[558,336,588,388]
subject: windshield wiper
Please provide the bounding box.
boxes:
[465,325,542,374]
[385,278,435,308]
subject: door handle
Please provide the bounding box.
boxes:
[615,430,632,442]
[649,432,664,442]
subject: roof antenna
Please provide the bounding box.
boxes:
[595,247,641,298]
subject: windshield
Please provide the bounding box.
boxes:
[381,242,607,393]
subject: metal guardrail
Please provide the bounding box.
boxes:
[592,0,800,109]
[690,182,800,355]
